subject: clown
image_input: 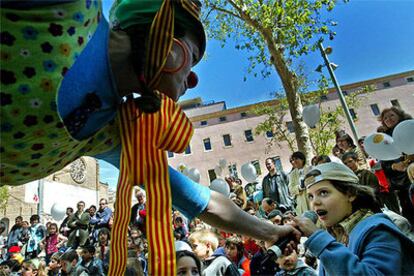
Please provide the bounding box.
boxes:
[1,0,299,274]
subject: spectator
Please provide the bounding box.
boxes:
[267,210,283,225]
[225,236,250,276]
[130,189,146,235]
[188,229,239,276]
[250,237,280,276]
[125,254,144,276]
[261,198,289,218]
[26,215,47,259]
[95,228,110,274]
[59,208,74,238]
[0,259,21,275]
[335,132,369,169]
[295,162,414,275]
[275,249,317,276]
[7,216,23,249]
[174,217,188,241]
[41,223,67,265]
[357,136,369,158]
[288,151,311,215]
[79,245,104,275]
[21,258,45,276]
[60,250,87,276]
[262,158,292,208]
[176,250,202,276]
[67,201,90,249]
[312,155,331,166]
[46,252,63,276]
[90,199,112,243]
[378,106,414,224]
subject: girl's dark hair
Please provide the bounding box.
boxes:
[330,180,381,213]
[312,155,331,166]
[225,236,244,262]
[176,250,202,274]
[124,24,187,114]
[291,151,306,164]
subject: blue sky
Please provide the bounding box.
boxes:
[99,0,414,189]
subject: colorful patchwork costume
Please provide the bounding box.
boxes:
[1,0,210,274]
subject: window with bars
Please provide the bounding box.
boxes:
[244,129,254,142]
[391,99,400,107]
[223,134,232,147]
[286,121,295,133]
[167,151,174,158]
[265,131,273,138]
[203,138,212,151]
[370,104,380,116]
[184,145,191,155]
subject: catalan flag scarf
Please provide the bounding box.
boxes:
[109,93,193,275]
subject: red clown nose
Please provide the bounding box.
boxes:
[187,71,198,89]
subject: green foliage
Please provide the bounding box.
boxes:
[0,186,9,211]
[202,0,339,79]
[254,75,374,155]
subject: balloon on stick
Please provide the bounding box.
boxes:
[218,158,227,169]
[364,133,401,160]
[303,104,321,128]
[241,163,257,183]
[214,165,223,177]
[187,168,201,183]
[210,179,230,197]
[51,203,66,221]
[393,119,414,155]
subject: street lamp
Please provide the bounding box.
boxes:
[316,40,359,142]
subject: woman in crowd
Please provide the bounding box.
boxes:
[377,107,414,223]
[335,132,369,169]
[294,162,414,275]
[288,151,311,215]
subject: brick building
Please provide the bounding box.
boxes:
[168,70,414,186]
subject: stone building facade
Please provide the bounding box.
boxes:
[168,70,414,185]
[2,157,108,230]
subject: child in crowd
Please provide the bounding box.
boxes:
[21,258,45,276]
[41,223,67,265]
[46,252,62,276]
[294,162,414,275]
[176,250,202,276]
[275,248,317,276]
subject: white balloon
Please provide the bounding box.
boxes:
[210,179,230,197]
[241,163,257,183]
[214,165,223,176]
[51,203,66,221]
[303,104,321,128]
[218,159,227,169]
[364,133,401,160]
[187,168,201,183]
[393,120,414,154]
[176,163,187,173]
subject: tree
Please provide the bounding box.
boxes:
[254,74,374,156]
[202,0,343,162]
[0,186,9,212]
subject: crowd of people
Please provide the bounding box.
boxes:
[0,107,413,276]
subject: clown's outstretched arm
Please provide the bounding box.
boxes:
[168,167,301,244]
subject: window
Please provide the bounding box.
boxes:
[270,156,283,172]
[240,112,247,118]
[349,108,357,120]
[391,99,400,107]
[251,160,262,176]
[320,95,328,101]
[219,116,227,122]
[228,163,238,178]
[167,151,174,158]
[200,120,207,126]
[407,77,414,83]
[286,121,295,133]
[184,145,191,155]
[370,104,380,116]
[223,134,232,147]
[342,90,348,96]
[265,131,274,138]
[244,129,254,142]
[203,138,212,151]
[383,81,391,88]
[208,169,217,182]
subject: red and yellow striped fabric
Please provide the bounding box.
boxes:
[109,93,193,275]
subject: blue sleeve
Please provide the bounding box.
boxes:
[97,208,113,225]
[305,228,402,275]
